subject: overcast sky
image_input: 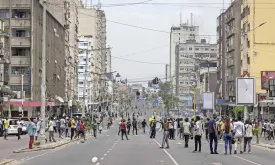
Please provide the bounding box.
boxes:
[84,0,231,85]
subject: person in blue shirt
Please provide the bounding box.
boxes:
[208,114,218,154]
[27,119,37,149]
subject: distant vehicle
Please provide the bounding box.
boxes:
[8,119,19,135]
[71,113,83,118]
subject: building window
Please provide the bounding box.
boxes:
[247,56,250,64]
[247,23,250,32]
[189,47,192,51]
[211,49,215,51]
[78,66,84,69]
[205,48,209,51]
[11,66,30,75]
[12,9,31,19]
[0,9,10,18]
[12,48,30,56]
[13,29,30,37]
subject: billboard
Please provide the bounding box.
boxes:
[236,78,255,105]
[261,71,275,89]
[203,92,214,110]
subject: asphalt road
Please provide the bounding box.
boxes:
[5,104,275,165]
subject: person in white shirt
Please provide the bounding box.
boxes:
[244,120,253,153]
[173,119,177,140]
[193,116,203,152]
[182,118,191,148]
[233,117,245,154]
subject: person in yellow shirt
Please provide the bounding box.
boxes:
[3,118,8,140]
[70,118,75,140]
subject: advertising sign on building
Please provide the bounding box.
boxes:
[261,71,275,89]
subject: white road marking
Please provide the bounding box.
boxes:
[96,163,100,165]
[104,154,107,156]
[233,155,261,165]
[100,157,104,160]
[213,163,223,165]
[153,139,179,165]
[107,151,110,153]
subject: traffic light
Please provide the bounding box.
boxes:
[152,77,159,84]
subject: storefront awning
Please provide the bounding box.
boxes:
[7,101,56,107]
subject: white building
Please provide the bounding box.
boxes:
[77,36,93,106]
[170,24,199,88]
[175,39,217,107]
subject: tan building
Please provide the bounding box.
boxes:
[0,0,69,117]
[78,7,108,105]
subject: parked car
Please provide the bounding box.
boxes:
[7,119,19,135]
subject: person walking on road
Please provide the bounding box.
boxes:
[17,119,23,140]
[205,118,210,141]
[79,120,85,141]
[3,118,8,140]
[93,120,97,138]
[121,119,129,140]
[208,114,219,154]
[27,119,37,149]
[168,119,174,140]
[118,119,122,136]
[132,118,138,135]
[98,121,103,134]
[193,116,203,153]
[223,118,233,155]
[233,116,245,154]
[48,117,56,142]
[60,117,66,138]
[127,119,131,135]
[142,119,147,134]
[70,117,75,140]
[182,118,191,148]
[244,120,253,153]
[150,117,156,139]
[173,119,177,140]
[160,118,170,149]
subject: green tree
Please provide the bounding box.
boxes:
[233,106,244,117]
[158,82,178,109]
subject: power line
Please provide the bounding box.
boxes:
[112,56,167,65]
[118,45,169,57]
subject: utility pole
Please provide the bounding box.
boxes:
[82,47,89,117]
[40,0,47,141]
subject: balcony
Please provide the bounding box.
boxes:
[10,37,30,47]
[10,19,31,27]
[9,75,30,84]
[10,57,30,65]
[227,45,235,53]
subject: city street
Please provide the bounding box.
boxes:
[2,118,274,165]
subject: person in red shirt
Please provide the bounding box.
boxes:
[121,119,129,140]
[79,120,85,140]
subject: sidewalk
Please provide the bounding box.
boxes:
[252,135,275,149]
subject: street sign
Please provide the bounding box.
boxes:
[153,100,159,107]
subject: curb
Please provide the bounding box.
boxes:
[253,143,275,149]
[13,139,77,153]
[13,134,93,153]
[0,159,15,165]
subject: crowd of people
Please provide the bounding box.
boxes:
[157,114,275,155]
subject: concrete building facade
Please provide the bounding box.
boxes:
[216,0,242,101]
[170,24,199,90]
[175,40,217,108]
[77,36,93,105]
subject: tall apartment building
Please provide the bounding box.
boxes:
[77,36,93,104]
[170,24,199,89]
[0,0,67,101]
[79,7,108,106]
[241,0,275,93]
[216,0,242,101]
[175,39,217,108]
